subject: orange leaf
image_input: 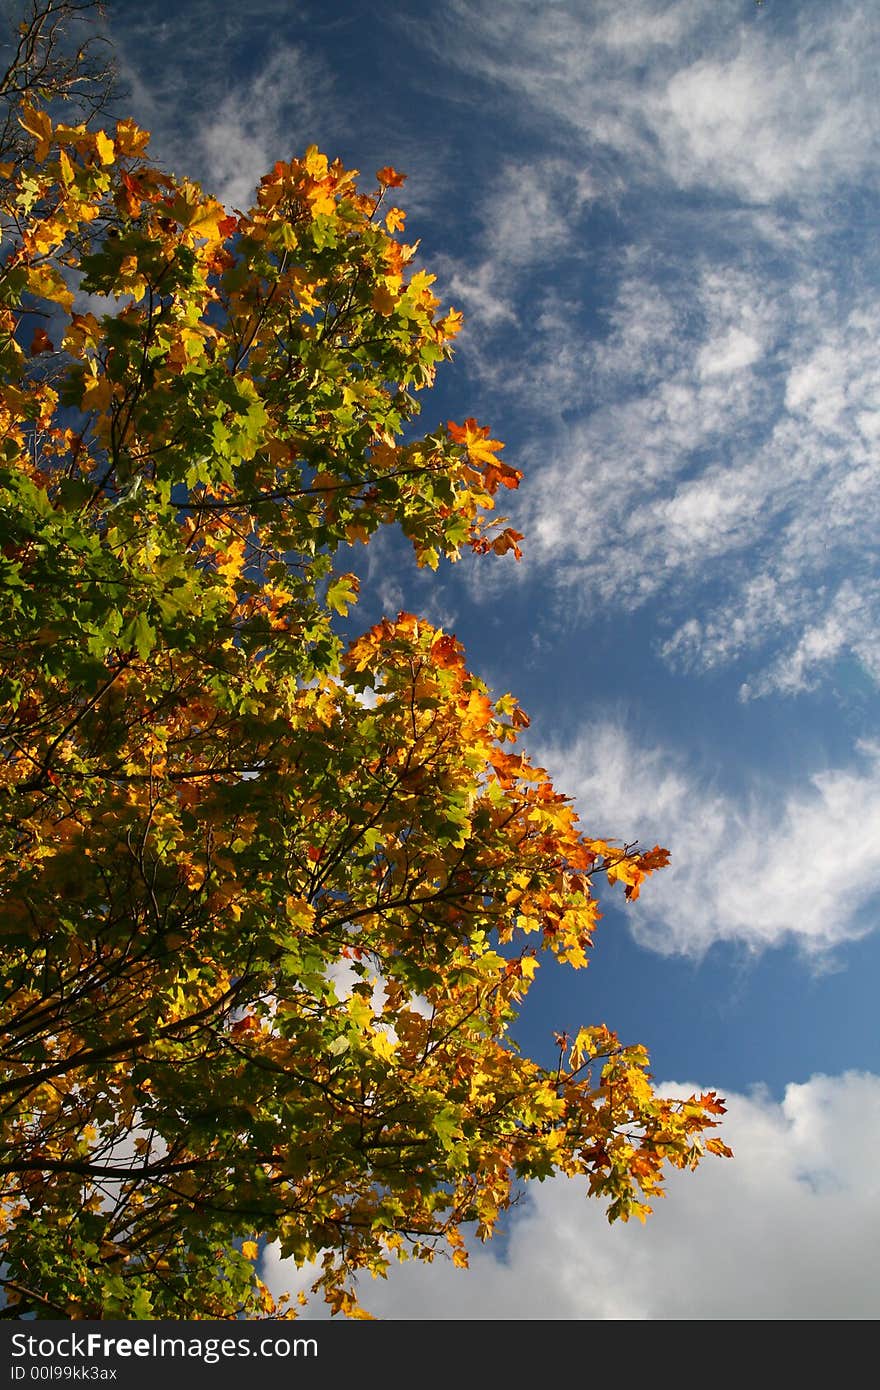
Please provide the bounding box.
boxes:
[447,418,507,471]
[376,165,406,188]
[430,633,460,668]
[231,1016,258,1037]
[491,528,523,560]
[485,460,522,492]
[120,171,143,218]
[705,1138,734,1158]
[371,285,397,316]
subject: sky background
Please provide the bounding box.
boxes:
[107,0,880,1318]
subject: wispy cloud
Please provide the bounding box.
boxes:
[264,1069,880,1318]
[415,2,880,698]
[536,723,880,957]
[431,157,598,340]
[435,0,880,202]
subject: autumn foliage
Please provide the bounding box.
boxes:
[0,92,730,1319]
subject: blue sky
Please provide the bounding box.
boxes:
[110,0,880,1317]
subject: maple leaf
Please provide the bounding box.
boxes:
[371,285,397,316]
[376,165,406,187]
[326,573,359,615]
[447,417,509,471]
[491,528,524,559]
[94,129,115,165]
[18,103,53,160]
[439,307,464,339]
[370,1030,399,1063]
[80,374,113,412]
[114,117,151,157]
[385,207,406,233]
[119,170,143,218]
[637,845,671,873]
[29,328,53,355]
[231,1017,258,1038]
[430,633,461,668]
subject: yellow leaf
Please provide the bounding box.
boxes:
[370,1029,399,1063]
[241,1240,259,1260]
[284,896,314,928]
[113,117,151,158]
[28,220,65,256]
[447,417,505,468]
[18,104,53,161]
[26,264,73,313]
[346,994,374,1032]
[81,375,113,412]
[409,269,436,293]
[57,149,75,187]
[307,184,337,217]
[371,285,397,317]
[172,188,231,247]
[94,130,115,166]
[439,307,464,339]
[303,146,329,180]
[216,538,245,584]
[385,207,406,233]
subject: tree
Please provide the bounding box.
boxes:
[0,91,730,1320]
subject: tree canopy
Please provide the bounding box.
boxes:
[0,78,730,1319]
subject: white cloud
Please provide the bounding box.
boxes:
[482,161,596,268]
[697,327,761,379]
[438,0,880,202]
[739,581,880,700]
[536,723,880,957]
[469,269,880,694]
[654,42,873,201]
[440,258,518,331]
[264,1070,880,1318]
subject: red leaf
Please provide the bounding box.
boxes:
[430,633,460,668]
[30,328,53,354]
